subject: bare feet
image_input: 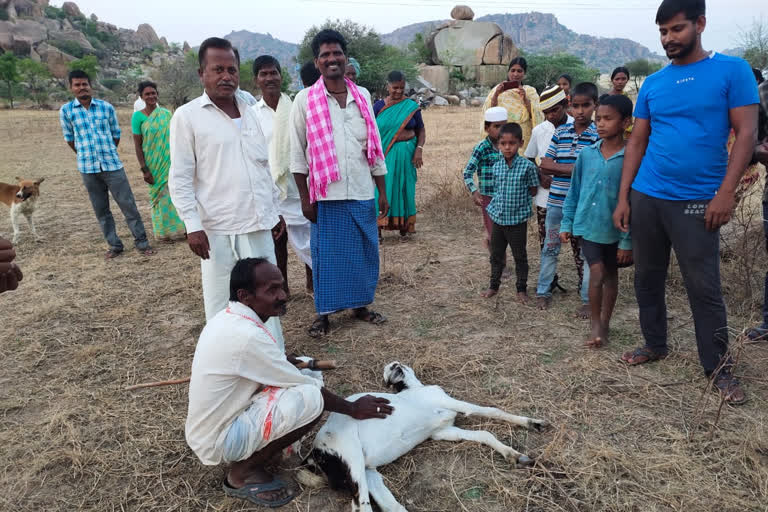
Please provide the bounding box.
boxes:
[574,303,590,319]
[516,291,529,304]
[481,288,498,298]
[536,296,552,310]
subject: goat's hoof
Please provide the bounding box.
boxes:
[515,455,535,468]
[528,419,550,431]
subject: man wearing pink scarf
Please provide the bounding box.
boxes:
[290,30,389,337]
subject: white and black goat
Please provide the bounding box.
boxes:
[304,362,549,512]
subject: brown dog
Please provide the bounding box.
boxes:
[0,177,45,243]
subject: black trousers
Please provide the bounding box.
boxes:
[631,189,729,375]
[489,221,528,292]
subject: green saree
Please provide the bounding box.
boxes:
[375,98,420,233]
[136,108,185,239]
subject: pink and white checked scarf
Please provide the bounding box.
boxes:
[305,77,384,203]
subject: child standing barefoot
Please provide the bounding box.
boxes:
[560,95,634,347]
[481,123,539,303]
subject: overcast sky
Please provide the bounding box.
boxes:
[58,0,765,54]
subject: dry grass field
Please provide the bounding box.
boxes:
[1,106,767,512]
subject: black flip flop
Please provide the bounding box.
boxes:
[308,316,329,338]
[222,478,295,508]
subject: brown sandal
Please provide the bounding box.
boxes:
[620,346,668,366]
[105,249,123,260]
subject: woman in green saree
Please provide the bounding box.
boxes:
[131,81,185,241]
[374,71,426,237]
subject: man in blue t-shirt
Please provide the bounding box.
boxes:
[613,0,759,405]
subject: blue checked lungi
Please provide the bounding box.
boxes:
[311,199,379,315]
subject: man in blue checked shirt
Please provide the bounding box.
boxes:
[60,69,154,259]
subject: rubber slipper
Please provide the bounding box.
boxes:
[355,309,387,325]
[746,326,768,341]
[105,249,123,260]
[620,346,668,366]
[308,317,329,338]
[222,478,295,508]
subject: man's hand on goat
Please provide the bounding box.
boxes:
[351,395,393,420]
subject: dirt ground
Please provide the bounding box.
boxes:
[1,107,767,512]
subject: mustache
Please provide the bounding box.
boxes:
[275,300,287,309]
[217,81,236,87]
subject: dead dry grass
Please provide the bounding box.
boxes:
[1,107,767,512]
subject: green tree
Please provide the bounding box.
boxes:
[524,53,600,93]
[740,18,768,70]
[17,58,52,107]
[68,55,99,79]
[407,33,432,64]
[624,58,663,92]
[155,51,199,109]
[297,19,417,94]
[0,52,21,109]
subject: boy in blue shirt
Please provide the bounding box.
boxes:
[464,107,507,248]
[536,82,600,316]
[560,95,634,348]
[613,0,759,404]
[481,123,539,303]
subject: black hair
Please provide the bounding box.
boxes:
[387,70,405,83]
[67,69,90,85]
[655,0,705,24]
[311,29,347,58]
[572,82,598,102]
[137,80,157,95]
[229,257,270,301]
[300,61,321,87]
[508,57,527,72]
[598,93,610,105]
[558,73,572,85]
[598,94,634,119]
[253,55,281,76]
[611,66,630,80]
[198,37,234,68]
[499,122,523,141]
[753,68,764,85]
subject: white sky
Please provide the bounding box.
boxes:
[57,0,765,54]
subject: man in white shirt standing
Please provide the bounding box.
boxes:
[169,37,286,330]
[290,30,389,337]
[525,85,573,293]
[186,257,392,507]
[251,55,313,297]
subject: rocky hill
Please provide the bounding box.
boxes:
[223,30,297,67]
[382,12,665,72]
[0,0,183,79]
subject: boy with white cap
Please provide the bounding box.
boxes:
[463,106,508,248]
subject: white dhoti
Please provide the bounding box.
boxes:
[279,196,312,269]
[201,230,284,349]
[220,383,324,463]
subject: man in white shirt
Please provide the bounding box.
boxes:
[524,85,573,293]
[251,55,313,296]
[186,257,392,507]
[290,30,389,337]
[169,37,286,328]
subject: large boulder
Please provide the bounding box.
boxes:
[135,23,161,47]
[432,20,502,67]
[12,0,43,17]
[9,19,47,45]
[0,21,13,52]
[482,34,518,65]
[450,5,474,21]
[50,27,94,51]
[61,1,82,17]
[418,65,450,93]
[36,42,75,78]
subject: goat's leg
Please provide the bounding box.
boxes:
[365,469,408,512]
[435,395,548,431]
[431,426,534,468]
[339,435,373,512]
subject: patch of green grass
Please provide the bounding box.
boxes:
[609,326,636,347]
[537,342,569,364]
[460,486,485,499]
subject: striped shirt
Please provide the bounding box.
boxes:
[486,154,539,226]
[545,122,599,207]
[59,98,123,174]
[463,137,502,196]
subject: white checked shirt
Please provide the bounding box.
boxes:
[289,86,387,201]
[169,92,281,235]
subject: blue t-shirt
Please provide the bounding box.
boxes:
[632,53,759,200]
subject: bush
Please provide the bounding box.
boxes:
[524,52,600,93]
[43,5,67,20]
[0,7,9,21]
[101,78,123,91]
[49,39,87,58]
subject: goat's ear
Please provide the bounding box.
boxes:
[36,177,45,184]
[15,176,21,182]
